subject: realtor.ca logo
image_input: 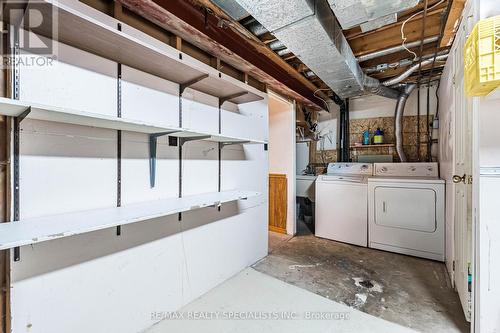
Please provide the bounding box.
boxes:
[1,0,58,68]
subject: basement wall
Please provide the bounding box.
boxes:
[312,86,438,167]
[8,26,268,333]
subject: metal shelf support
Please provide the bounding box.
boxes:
[179,74,209,95]
[149,131,179,188]
[219,92,248,108]
[179,135,211,146]
[220,141,250,148]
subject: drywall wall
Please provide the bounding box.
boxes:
[268,92,296,235]
[10,27,268,333]
[349,86,438,120]
[477,91,500,333]
[314,86,439,164]
[477,1,500,331]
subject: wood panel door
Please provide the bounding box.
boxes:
[269,174,287,234]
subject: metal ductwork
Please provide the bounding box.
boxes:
[235,0,372,98]
[211,0,250,20]
[328,0,419,30]
[394,84,417,162]
[363,74,400,100]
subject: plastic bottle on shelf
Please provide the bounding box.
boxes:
[373,128,384,144]
[363,130,370,145]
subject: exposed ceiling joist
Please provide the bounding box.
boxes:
[440,0,466,47]
[348,8,443,56]
[116,0,331,110]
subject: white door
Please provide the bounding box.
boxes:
[374,187,436,232]
[452,23,473,322]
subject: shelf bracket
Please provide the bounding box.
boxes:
[179,135,211,146]
[219,92,248,108]
[18,107,31,123]
[149,131,179,188]
[179,74,209,95]
[220,141,249,148]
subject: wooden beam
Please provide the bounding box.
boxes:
[172,35,182,50]
[113,1,123,20]
[210,56,221,70]
[116,0,330,110]
[440,0,466,47]
[349,10,443,56]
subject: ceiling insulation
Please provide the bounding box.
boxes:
[328,0,419,30]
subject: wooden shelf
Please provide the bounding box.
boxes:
[0,97,267,144]
[0,190,260,250]
[27,0,265,105]
[350,144,395,149]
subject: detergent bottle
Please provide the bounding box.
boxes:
[373,128,384,144]
[363,130,370,145]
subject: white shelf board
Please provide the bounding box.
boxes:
[28,0,264,105]
[0,190,260,250]
[178,129,267,145]
[0,97,178,134]
[0,97,268,144]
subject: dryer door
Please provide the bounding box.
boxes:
[374,187,436,232]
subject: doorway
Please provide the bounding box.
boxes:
[267,91,296,242]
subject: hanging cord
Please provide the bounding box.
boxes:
[426,82,431,161]
[435,79,441,118]
[416,0,429,82]
[417,83,421,161]
[313,88,332,113]
[401,0,445,61]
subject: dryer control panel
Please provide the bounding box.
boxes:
[326,163,373,175]
[374,162,439,177]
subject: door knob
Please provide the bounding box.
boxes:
[453,174,466,184]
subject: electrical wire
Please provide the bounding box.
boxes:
[401,0,445,61]
[313,88,332,113]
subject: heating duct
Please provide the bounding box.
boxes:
[394,84,417,162]
[235,0,398,98]
[233,0,437,161]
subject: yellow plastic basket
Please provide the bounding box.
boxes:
[464,15,500,96]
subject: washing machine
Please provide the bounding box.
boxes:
[315,163,373,247]
[368,163,445,261]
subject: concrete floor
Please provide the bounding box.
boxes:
[146,268,417,333]
[254,221,470,333]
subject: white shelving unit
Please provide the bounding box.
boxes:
[0,190,260,250]
[3,0,268,259]
[30,0,264,105]
[0,97,267,144]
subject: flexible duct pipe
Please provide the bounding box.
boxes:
[363,75,400,100]
[356,36,439,63]
[246,21,268,36]
[395,84,417,162]
[268,40,286,51]
[383,54,449,86]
